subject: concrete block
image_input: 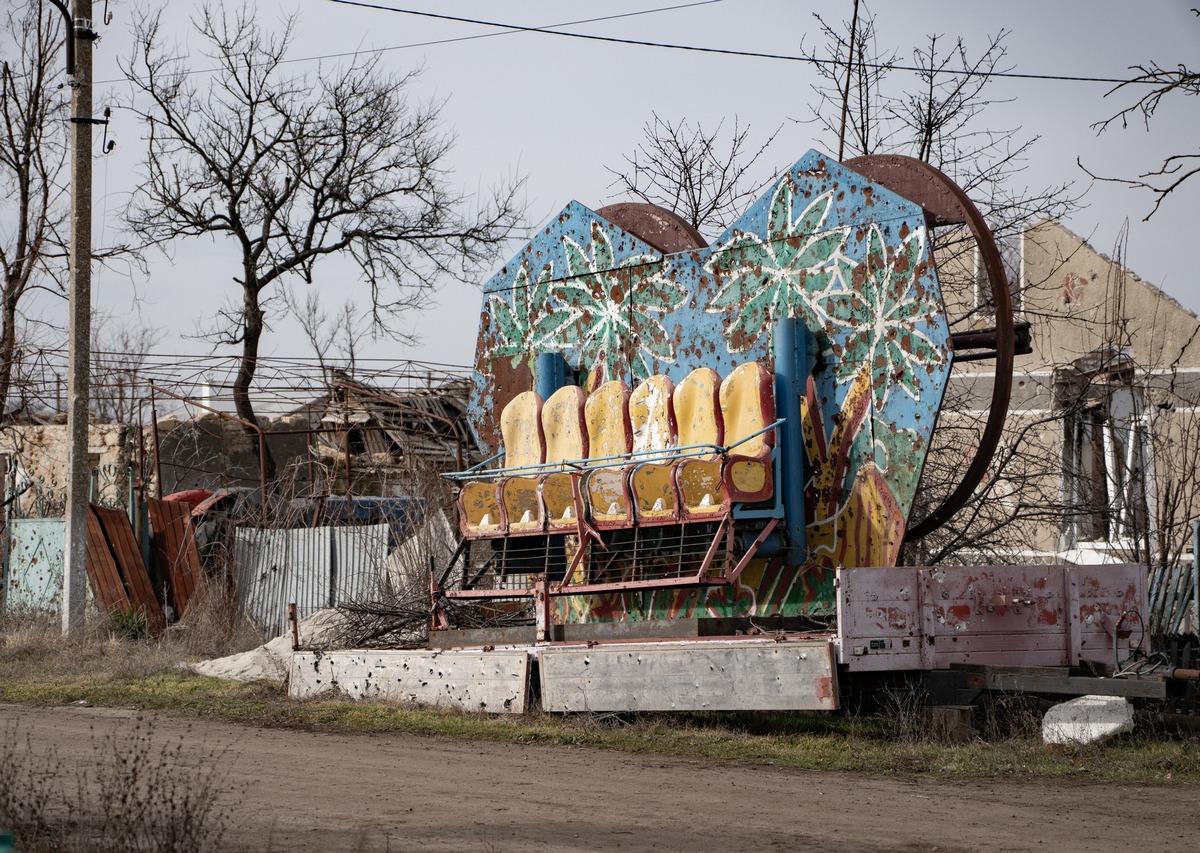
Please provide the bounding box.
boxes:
[289,649,531,713]
[1042,694,1134,745]
[539,639,838,712]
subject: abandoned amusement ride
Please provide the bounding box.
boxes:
[291,150,1180,714]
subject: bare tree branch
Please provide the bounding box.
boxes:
[0,2,68,420]
[605,112,781,235]
[1088,11,1200,219]
[122,3,524,481]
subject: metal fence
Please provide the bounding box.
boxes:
[1150,558,1198,639]
[3,518,67,612]
[232,523,391,636]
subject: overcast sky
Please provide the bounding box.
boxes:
[80,0,1200,370]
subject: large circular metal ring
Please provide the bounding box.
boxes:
[844,155,1015,541]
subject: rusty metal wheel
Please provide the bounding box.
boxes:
[844,155,1026,542]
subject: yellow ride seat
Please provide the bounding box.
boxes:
[582,380,634,528]
[671,367,727,520]
[628,374,680,524]
[540,385,589,531]
[497,390,546,534]
[719,362,776,503]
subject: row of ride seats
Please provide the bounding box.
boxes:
[457,363,776,538]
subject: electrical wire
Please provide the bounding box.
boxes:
[92,0,725,86]
[95,0,1171,89]
[326,0,1165,87]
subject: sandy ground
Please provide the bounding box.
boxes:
[2,703,1196,853]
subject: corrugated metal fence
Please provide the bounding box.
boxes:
[233,523,391,636]
[1150,559,1198,639]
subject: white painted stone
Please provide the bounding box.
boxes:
[1042,694,1134,745]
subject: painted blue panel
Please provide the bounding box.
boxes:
[467,150,953,564]
[4,518,66,612]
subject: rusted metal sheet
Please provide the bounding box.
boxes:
[289,649,531,713]
[593,202,707,254]
[539,638,839,712]
[4,518,66,612]
[837,564,1147,671]
[147,497,202,618]
[85,505,166,634]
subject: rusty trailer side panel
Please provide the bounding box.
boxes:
[836,564,1147,671]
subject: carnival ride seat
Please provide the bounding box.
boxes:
[582,380,635,529]
[670,367,727,521]
[540,385,589,532]
[719,362,776,504]
[626,375,681,525]
[497,390,548,534]
[456,390,545,538]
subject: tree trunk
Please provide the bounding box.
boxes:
[0,286,19,421]
[234,286,276,486]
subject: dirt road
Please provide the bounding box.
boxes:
[2,703,1194,852]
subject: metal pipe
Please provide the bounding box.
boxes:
[43,0,75,75]
[150,396,163,498]
[836,0,860,162]
[773,317,809,564]
[442,425,785,481]
[535,352,568,401]
[288,602,299,651]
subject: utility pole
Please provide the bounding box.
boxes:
[47,0,94,636]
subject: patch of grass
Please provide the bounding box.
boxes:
[1,665,1196,784]
[2,611,1197,785]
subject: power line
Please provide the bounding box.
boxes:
[97,0,1167,89]
[94,1,725,86]
[326,0,1161,87]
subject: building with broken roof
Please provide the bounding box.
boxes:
[931,220,1200,607]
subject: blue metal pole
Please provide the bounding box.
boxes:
[773,318,811,565]
[535,352,568,401]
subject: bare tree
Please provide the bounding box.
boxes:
[804,8,898,159]
[1086,13,1200,220]
[89,311,163,424]
[0,2,67,421]
[284,287,373,378]
[606,112,781,235]
[809,11,1078,245]
[122,4,523,481]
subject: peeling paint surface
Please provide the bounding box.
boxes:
[4,519,66,612]
[837,564,1148,671]
[465,150,953,622]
